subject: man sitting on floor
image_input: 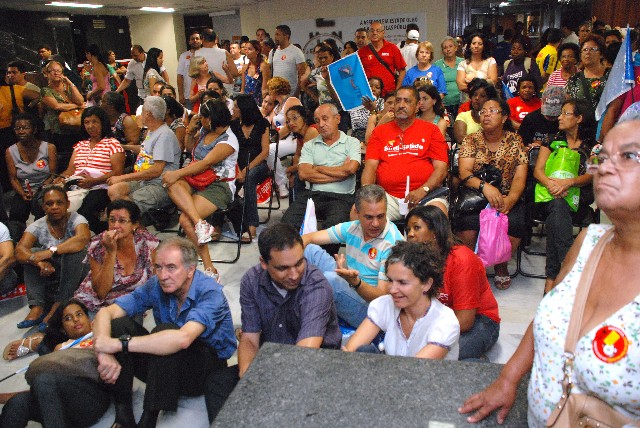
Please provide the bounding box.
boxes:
[93,237,237,426]
[238,223,341,377]
[302,184,404,328]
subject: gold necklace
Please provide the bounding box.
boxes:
[47,216,68,240]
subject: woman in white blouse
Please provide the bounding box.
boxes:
[344,241,460,360]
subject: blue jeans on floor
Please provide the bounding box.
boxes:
[304,244,369,328]
[458,314,500,360]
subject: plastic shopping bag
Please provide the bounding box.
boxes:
[534,141,581,211]
[300,197,317,235]
[476,207,512,268]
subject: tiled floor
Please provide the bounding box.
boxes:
[0,196,548,426]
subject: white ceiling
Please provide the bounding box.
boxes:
[0,0,256,16]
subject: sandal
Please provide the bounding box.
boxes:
[3,336,36,361]
[494,275,512,290]
[240,232,253,243]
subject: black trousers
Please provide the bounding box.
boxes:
[111,317,237,420]
[77,188,109,234]
[282,190,354,255]
[0,374,110,428]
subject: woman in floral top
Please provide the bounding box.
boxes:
[456,98,528,290]
[565,34,609,128]
[459,118,640,427]
[74,199,159,313]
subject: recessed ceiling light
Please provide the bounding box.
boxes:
[46,1,103,8]
[140,6,175,12]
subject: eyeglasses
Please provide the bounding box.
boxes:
[108,217,131,224]
[369,28,384,33]
[587,151,640,171]
[479,108,501,116]
[559,111,577,116]
[582,47,600,53]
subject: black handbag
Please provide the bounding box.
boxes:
[452,164,502,215]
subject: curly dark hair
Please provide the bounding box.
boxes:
[385,241,445,298]
[464,33,491,60]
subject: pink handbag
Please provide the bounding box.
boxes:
[476,207,511,267]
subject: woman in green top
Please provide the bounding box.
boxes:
[434,36,464,121]
[40,60,84,173]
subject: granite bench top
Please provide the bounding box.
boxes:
[213,342,529,427]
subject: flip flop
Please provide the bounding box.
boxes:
[3,337,35,361]
[494,275,512,290]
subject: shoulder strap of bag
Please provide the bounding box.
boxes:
[524,57,531,73]
[367,43,397,83]
[8,85,21,115]
[564,227,614,352]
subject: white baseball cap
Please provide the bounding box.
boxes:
[407,30,420,41]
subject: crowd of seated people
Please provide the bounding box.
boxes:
[1,18,640,426]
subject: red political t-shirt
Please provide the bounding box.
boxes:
[366,119,449,198]
[358,40,406,96]
[508,96,542,124]
[438,245,500,324]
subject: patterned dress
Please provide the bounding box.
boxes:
[73,228,160,312]
[528,224,640,426]
[244,66,263,105]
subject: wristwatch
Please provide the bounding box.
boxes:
[422,185,430,194]
[349,278,362,290]
[49,246,58,255]
[119,334,132,354]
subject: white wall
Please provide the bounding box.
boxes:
[239,0,448,58]
[128,13,185,85]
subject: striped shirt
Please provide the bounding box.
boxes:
[546,68,569,88]
[72,137,123,175]
[327,220,404,286]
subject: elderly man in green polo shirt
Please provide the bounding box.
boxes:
[281,103,361,238]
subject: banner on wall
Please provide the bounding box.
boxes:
[284,13,426,61]
[327,53,374,111]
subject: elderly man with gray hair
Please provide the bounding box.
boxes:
[107,95,181,215]
[302,184,404,328]
[281,103,361,246]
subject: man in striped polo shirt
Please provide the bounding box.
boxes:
[302,184,404,328]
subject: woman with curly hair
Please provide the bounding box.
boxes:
[344,241,460,359]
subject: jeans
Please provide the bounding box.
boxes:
[24,249,88,307]
[458,314,500,360]
[241,162,270,228]
[304,244,369,328]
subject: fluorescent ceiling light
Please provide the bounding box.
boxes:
[140,6,175,12]
[46,1,103,8]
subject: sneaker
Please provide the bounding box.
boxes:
[203,268,221,284]
[278,185,289,199]
[195,220,215,244]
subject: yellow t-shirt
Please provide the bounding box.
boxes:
[0,85,25,128]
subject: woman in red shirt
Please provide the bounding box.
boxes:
[406,205,500,360]
[507,75,541,131]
